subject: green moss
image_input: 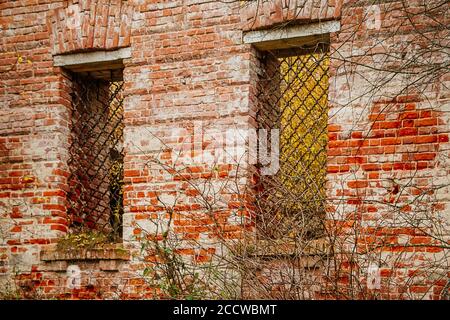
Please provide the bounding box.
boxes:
[56,230,111,251]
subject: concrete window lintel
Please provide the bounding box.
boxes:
[243,21,341,50]
[53,47,132,68]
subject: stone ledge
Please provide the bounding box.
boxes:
[235,238,331,257]
[40,244,131,262]
[53,47,132,67]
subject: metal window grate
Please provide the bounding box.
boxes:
[67,74,124,240]
[255,45,329,239]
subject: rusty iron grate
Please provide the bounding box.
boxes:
[66,74,124,240]
[255,45,330,239]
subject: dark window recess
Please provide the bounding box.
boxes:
[67,74,124,241]
[255,44,330,240]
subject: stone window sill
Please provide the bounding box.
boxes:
[40,244,131,262]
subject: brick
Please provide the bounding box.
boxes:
[381,137,399,145]
[438,134,449,142]
[361,164,380,171]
